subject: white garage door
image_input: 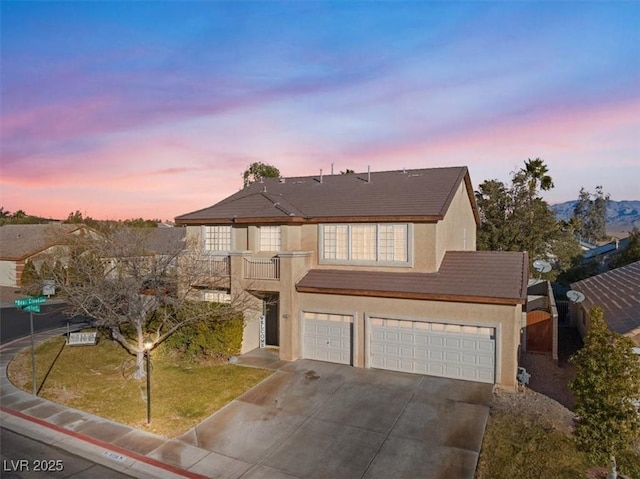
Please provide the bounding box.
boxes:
[370,318,495,383]
[303,312,353,365]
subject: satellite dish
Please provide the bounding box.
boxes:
[567,290,586,303]
[532,260,552,273]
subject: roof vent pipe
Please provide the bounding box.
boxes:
[320,169,323,183]
[367,165,371,183]
[331,163,334,175]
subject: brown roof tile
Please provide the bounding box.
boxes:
[0,224,84,261]
[176,166,479,224]
[571,261,640,339]
[296,251,528,305]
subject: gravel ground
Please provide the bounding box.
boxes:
[491,326,582,433]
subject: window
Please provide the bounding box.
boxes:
[259,226,281,251]
[323,225,348,260]
[203,225,231,252]
[351,225,376,261]
[203,290,231,303]
[320,224,410,264]
[378,224,408,262]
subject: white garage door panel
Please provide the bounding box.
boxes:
[370,319,495,384]
[303,312,352,365]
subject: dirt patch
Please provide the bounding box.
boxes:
[491,326,580,434]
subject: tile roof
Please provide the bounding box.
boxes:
[571,261,640,339]
[0,224,84,261]
[296,251,529,306]
[175,166,479,224]
[112,227,186,255]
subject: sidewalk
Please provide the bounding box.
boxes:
[0,329,280,479]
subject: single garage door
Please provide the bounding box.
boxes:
[370,318,495,383]
[303,312,353,365]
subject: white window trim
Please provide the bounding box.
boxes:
[319,223,412,266]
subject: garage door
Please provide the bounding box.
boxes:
[303,312,353,365]
[370,318,495,383]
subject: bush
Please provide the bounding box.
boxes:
[569,306,640,465]
[160,309,244,362]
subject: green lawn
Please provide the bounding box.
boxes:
[7,335,272,438]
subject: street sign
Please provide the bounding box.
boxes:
[14,296,46,308]
[43,280,55,296]
[23,305,41,313]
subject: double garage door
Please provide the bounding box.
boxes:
[370,318,495,384]
[302,311,496,384]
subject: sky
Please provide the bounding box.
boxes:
[1,1,638,221]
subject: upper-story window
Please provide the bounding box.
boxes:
[259,226,281,252]
[320,224,410,265]
[203,225,231,252]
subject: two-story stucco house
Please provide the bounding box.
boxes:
[176,166,528,389]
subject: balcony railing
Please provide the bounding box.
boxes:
[200,255,230,277]
[243,257,280,280]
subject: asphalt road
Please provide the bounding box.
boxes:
[0,304,92,345]
[0,428,135,478]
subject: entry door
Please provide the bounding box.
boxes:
[265,294,279,347]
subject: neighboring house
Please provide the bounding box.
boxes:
[175,167,529,388]
[570,260,640,346]
[0,224,88,288]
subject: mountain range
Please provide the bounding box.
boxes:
[550,200,640,236]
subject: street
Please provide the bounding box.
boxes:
[0,428,135,478]
[0,304,91,345]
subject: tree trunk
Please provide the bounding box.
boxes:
[132,325,146,380]
[132,349,146,380]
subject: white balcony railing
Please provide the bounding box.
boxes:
[243,257,280,280]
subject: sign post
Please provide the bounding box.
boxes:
[14,296,47,396]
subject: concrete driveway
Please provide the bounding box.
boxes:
[178,360,493,479]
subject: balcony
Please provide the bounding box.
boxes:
[243,256,280,280]
[200,255,230,277]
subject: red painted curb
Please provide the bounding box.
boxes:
[1,406,210,479]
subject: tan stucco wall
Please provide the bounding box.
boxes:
[0,260,17,287]
[291,292,522,389]
[435,181,477,269]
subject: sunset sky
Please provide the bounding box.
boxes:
[1,2,638,221]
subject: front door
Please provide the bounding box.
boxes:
[264,294,279,347]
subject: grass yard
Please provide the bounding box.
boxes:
[7,335,272,438]
[475,402,640,479]
[475,409,590,479]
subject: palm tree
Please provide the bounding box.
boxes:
[521,157,554,194]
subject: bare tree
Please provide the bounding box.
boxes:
[33,225,257,379]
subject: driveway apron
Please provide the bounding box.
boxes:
[179,359,493,479]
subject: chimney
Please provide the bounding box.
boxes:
[320,168,323,183]
[367,165,371,183]
[331,163,334,175]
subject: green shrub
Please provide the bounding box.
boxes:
[20,260,39,292]
[160,309,244,362]
[569,306,640,465]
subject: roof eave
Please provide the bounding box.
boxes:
[295,285,526,306]
[175,215,443,226]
